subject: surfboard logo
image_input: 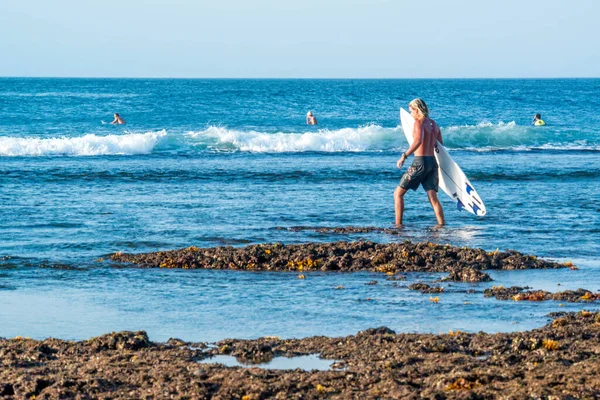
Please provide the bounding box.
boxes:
[434,145,440,154]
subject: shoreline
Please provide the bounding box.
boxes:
[2,312,599,398]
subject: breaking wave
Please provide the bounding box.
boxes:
[185,125,402,152]
[0,131,166,156]
[1,122,597,157]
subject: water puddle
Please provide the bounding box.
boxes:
[199,354,342,371]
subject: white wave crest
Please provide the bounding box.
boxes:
[442,121,546,149]
[185,125,403,152]
[446,121,518,131]
[0,92,141,99]
[0,131,166,157]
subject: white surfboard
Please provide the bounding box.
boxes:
[400,108,486,216]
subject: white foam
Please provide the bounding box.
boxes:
[2,124,597,156]
[185,125,403,153]
[0,131,166,157]
[442,121,555,149]
[0,92,141,99]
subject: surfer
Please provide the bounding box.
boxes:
[306,111,317,125]
[111,113,126,125]
[394,98,445,226]
[532,113,546,126]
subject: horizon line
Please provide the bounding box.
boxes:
[1,76,599,80]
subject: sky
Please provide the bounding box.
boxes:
[1,0,599,78]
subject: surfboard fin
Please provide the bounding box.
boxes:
[466,184,474,195]
[457,200,464,211]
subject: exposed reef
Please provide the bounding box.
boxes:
[408,283,445,294]
[2,312,600,398]
[109,240,569,283]
[484,286,600,302]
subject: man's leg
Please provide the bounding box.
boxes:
[426,190,445,226]
[394,186,407,225]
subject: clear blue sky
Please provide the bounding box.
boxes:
[2,0,599,78]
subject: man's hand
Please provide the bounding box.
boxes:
[397,156,405,169]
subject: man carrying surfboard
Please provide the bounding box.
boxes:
[394,98,445,226]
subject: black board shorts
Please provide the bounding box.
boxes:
[399,156,439,192]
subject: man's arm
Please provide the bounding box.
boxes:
[397,119,423,168]
[406,119,423,156]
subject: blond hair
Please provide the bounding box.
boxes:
[409,98,429,119]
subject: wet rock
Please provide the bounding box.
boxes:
[552,288,600,302]
[109,241,566,278]
[408,283,445,294]
[166,338,187,347]
[87,331,150,351]
[232,343,275,364]
[442,267,492,282]
[358,326,396,335]
[0,384,14,396]
[484,286,530,300]
[2,313,600,398]
[484,286,600,302]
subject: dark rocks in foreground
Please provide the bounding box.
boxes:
[2,312,600,399]
[484,286,600,302]
[109,240,568,283]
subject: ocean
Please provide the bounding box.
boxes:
[1,78,599,341]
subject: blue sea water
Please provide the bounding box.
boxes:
[1,78,599,341]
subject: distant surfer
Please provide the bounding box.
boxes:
[111,113,126,125]
[532,113,546,126]
[306,111,317,125]
[394,98,445,226]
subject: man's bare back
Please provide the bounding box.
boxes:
[411,116,443,157]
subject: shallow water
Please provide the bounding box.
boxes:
[1,262,598,342]
[198,354,341,371]
[1,78,599,341]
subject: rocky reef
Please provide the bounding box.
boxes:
[2,312,600,399]
[484,286,600,302]
[109,240,568,283]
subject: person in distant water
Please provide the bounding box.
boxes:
[532,113,546,126]
[111,113,126,125]
[394,98,445,226]
[306,111,317,125]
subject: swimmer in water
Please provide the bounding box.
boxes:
[532,113,546,126]
[306,111,317,125]
[111,113,126,125]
